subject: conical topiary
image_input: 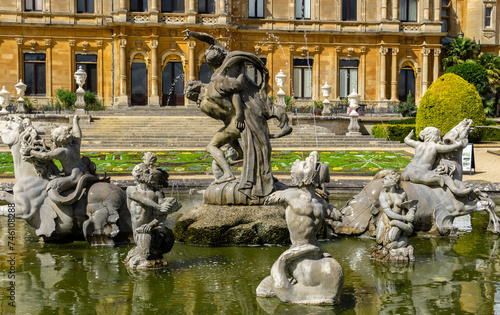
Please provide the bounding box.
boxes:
[416,73,486,143]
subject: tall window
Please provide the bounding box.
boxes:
[485,7,493,28]
[24,53,46,96]
[77,0,94,13]
[76,54,97,93]
[245,58,267,85]
[25,0,42,11]
[198,0,215,13]
[162,61,185,106]
[295,0,311,19]
[342,0,357,21]
[293,59,313,99]
[161,0,184,13]
[249,0,264,18]
[400,0,417,22]
[398,66,415,101]
[199,63,214,84]
[131,60,148,106]
[130,0,147,12]
[339,60,358,99]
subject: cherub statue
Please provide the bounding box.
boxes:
[402,124,471,196]
[372,171,418,262]
[256,151,343,305]
[29,115,99,204]
[125,153,182,269]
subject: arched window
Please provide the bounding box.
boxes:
[131,58,148,105]
[398,66,416,101]
[162,61,185,106]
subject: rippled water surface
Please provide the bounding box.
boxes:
[1,194,500,314]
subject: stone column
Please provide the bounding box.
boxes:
[434,0,441,22]
[433,48,441,83]
[360,46,366,100]
[118,37,129,107]
[391,48,399,101]
[381,0,387,20]
[149,39,160,107]
[380,47,388,100]
[267,44,274,92]
[392,0,399,20]
[423,0,430,21]
[118,0,127,22]
[150,0,158,11]
[334,47,341,99]
[97,40,104,97]
[218,0,228,24]
[421,48,430,96]
[187,0,196,23]
[314,46,321,100]
[45,39,52,97]
[188,40,196,81]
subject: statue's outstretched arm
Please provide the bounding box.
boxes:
[404,129,418,148]
[436,141,465,153]
[183,29,225,50]
[127,191,161,211]
[379,193,408,222]
[30,147,67,160]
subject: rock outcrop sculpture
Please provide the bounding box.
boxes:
[331,119,500,239]
[256,152,343,305]
[125,152,182,269]
[0,116,132,244]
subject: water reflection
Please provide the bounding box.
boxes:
[0,198,500,313]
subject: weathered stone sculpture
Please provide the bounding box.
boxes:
[176,30,295,245]
[125,152,182,269]
[0,116,132,244]
[331,119,500,238]
[256,152,344,305]
[371,171,418,262]
[183,29,292,205]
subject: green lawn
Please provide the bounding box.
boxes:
[0,150,412,176]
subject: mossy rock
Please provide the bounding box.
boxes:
[416,73,486,143]
[174,203,289,246]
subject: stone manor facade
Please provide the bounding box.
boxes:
[0,0,497,108]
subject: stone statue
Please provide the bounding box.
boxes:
[125,153,182,269]
[402,119,472,196]
[256,152,344,305]
[330,120,500,238]
[371,171,418,262]
[183,29,292,205]
[29,115,100,205]
[0,117,132,245]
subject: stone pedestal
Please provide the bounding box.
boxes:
[347,114,362,136]
[75,87,85,114]
[322,99,331,116]
[16,97,27,114]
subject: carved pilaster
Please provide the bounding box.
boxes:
[44,39,52,47]
[96,40,103,48]
[69,39,76,47]
[15,38,23,46]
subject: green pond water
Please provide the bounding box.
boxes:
[0,194,500,314]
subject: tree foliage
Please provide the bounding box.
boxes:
[416,73,486,143]
[442,37,479,70]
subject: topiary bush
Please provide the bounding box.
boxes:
[444,63,489,97]
[416,73,486,143]
[372,124,415,142]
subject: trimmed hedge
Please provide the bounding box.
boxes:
[416,73,486,143]
[481,120,500,141]
[372,124,415,143]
